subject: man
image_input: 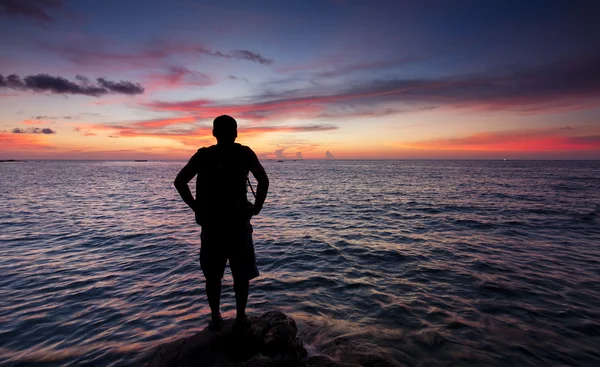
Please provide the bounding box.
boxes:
[174,115,269,331]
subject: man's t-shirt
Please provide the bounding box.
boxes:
[190,143,257,227]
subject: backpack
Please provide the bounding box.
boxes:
[195,143,250,227]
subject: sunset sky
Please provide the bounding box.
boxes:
[1,0,599,160]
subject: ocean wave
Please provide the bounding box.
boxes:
[1,160,599,366]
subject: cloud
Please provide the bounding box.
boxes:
[325,150,335,159]
[317,106,437,119]
[144,94,346,121]
[296,152,303,159]
[97,78,145,95]
[12,127,56,134]
[0,0,63,23]
[22,119,46,125]
[0,132,55,150]
[33,115,71,120]
[200,48,273,66]
[0,73,144,96]
[46,36,274,70]
[131,116,201,129]
[147,67,214,89]
[339,52,600,112]
[73,126,98,137]
[563,135,600,147]
[242,124,338,133]
[82,120,337,147]
[145,50,600,122]
[315,58,416,79]
[45,38,204,70]
[275,149,285,159]
[404,129,600,151]
[225,51,600,118]
[229,75,249,83]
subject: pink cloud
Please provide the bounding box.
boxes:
[145,67,215,90]
[0,132,55,151]
[405,129,600,151]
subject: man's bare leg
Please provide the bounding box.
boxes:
[205,277,222,325]
[233,277,249,322]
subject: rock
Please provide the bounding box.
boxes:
[308,355,362,367]
[243,353,274,367]
[145,311,402,367]
[261,311,298,333]
[248,316,271,339]
[346,353,404,367]
[260,311,307,367]
[146,311,307,367]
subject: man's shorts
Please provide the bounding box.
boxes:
[199,222,259,281]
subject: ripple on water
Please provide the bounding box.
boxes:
[1,160,600,366]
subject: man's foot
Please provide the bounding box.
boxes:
[233,314,249,332]
[208,314,223,331]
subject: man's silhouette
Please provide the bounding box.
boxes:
[174,115,269,330]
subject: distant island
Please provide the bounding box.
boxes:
[0,159,26,163]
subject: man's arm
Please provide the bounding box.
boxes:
[174,153,199,211]
[248,149,269,215]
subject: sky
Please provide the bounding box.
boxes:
[0,0,599,160]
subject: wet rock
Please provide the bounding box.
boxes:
[243,353,274,367]
[346,353,404,367]
[147,311,307,367]
[308,355,362,367]
[261,311,307,366]
[146,311,404,367]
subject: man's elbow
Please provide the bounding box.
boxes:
[174,178,185,188]
[258,176,269,187]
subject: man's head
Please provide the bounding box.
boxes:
[212,115,237,143]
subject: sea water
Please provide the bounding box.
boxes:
[1,160,599,366]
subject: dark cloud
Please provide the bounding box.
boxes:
[249,51,600,115]
[232,50,273,66]
[0,0,63,23]
[200,48,273,66]
[564,135,600,147]
[0,73,144,96]
[317,106,437,119]
[35,115,72,119]
[229,75,249,83]
[143,52,599,122]
[342,52,600,111]
[97,78,145,95]
[12,127,56,134]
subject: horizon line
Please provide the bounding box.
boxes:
[2,158,600,162]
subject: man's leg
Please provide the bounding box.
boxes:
[233,276,249,320]
[205,277,222,321]
[200,228,226,328]
[230,223,258,324]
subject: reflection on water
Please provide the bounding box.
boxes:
[1,160,599,366]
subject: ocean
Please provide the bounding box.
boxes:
[1,160,599,366]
